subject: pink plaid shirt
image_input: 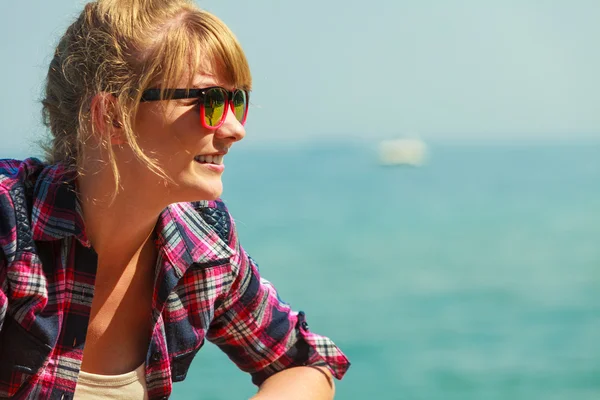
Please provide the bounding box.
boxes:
[0,158,350,399]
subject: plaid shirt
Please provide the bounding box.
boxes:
[0,158,350,400]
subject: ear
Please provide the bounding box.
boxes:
[90,93,126,146]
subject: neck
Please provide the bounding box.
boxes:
[76,165,167,268]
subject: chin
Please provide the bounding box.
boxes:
[200,187,223,201]
[175,170,224,202]
[192,181,223,201]
[171,185,222,204]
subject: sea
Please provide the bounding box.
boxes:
[5,141,600,399]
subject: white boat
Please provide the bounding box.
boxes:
[378,138,428,166]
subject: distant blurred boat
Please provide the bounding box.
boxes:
[378,138,428,166]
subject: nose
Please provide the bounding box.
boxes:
[214,103,246,142]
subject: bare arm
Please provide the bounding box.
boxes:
[251,366,335,400]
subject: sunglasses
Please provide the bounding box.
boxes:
[140,86,249,130]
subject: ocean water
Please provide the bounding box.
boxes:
[169,141,600,400]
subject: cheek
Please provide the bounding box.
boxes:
[135,106,169,146]
[135,106,187,151]
[169,109,213,148]
[134,105,210,161]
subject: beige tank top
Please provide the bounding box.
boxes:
[73,363,148,400]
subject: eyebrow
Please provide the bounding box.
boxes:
[192,74,219,89]
[192,76,234,90]
[192,82,217,89]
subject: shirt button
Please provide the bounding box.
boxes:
[152,351,161,362]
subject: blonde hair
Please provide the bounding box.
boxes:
[41,0,251,188]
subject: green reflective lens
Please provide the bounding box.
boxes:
[203,88,226,127]
[232,90,247,122]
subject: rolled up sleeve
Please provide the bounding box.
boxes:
[206,214,350,386]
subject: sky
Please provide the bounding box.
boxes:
[1,0,599,156]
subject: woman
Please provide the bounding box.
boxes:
[0,0,350,398]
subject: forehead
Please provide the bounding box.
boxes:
[178,55,235,89]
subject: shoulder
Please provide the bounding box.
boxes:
[189,199,235,244]
[0,158,46,260]
[0,158,46,191]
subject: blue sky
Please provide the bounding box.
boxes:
[1,0,599,155]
